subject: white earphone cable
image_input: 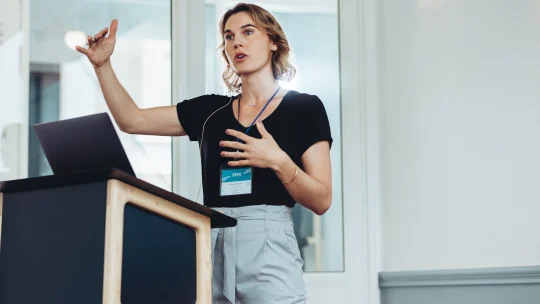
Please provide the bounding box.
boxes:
[195,94,235,203]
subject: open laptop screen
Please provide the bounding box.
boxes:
[33,113,136,176]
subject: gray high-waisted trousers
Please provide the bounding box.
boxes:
[210,205,308,304]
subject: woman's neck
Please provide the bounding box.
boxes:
[240,71,280,106]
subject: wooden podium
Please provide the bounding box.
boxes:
[0,168,236,304]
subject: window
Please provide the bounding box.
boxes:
[2,0,174,189]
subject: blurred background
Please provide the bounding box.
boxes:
[3,0,540,303]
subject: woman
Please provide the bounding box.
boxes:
[77,3,332,303]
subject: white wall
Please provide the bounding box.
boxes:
[380,0,540,271]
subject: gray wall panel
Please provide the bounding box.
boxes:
[380,266,540,304]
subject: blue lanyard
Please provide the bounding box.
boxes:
[237,86,281,143]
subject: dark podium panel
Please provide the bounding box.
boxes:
[0,169,236,304]
[122,203,196,303]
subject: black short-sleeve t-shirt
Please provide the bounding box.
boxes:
[176,90,333,208]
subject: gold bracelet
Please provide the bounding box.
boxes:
[283,165,298,185]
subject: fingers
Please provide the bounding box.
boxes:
[219,140,247,150]
[108,19,119,40]
[75,23,112,57]
[75,45,89,56]
[93,27,109,41]
[86,35,93,47]
[227,160,251,167]
[87,27,108,48]
[85,24,111,45]
[225,129,252,143]
[221,151,246,159]
[256,120,271,138]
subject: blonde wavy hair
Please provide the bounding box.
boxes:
[218,3,296,93]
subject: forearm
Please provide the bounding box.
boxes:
[271,152,331,215]
[94,60,140,132]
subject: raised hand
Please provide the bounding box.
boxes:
[75,19,119,68]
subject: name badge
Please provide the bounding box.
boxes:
[220,165,253,196]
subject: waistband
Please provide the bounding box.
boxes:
[210,204,293,303]
[212,204,292,221]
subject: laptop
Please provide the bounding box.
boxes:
[33,112,136,176]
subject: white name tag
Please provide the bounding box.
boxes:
[220,166,253,196]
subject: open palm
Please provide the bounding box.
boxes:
[76,19,119,68]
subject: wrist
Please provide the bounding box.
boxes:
[93,60,111,70]
[271,150,290,173]
[271,151,298,184]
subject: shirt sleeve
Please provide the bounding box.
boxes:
[297,94,333,156]
[176,94,228,142]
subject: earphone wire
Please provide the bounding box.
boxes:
[195,94,235,203]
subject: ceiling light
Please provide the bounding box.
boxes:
[64,30,87,51]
